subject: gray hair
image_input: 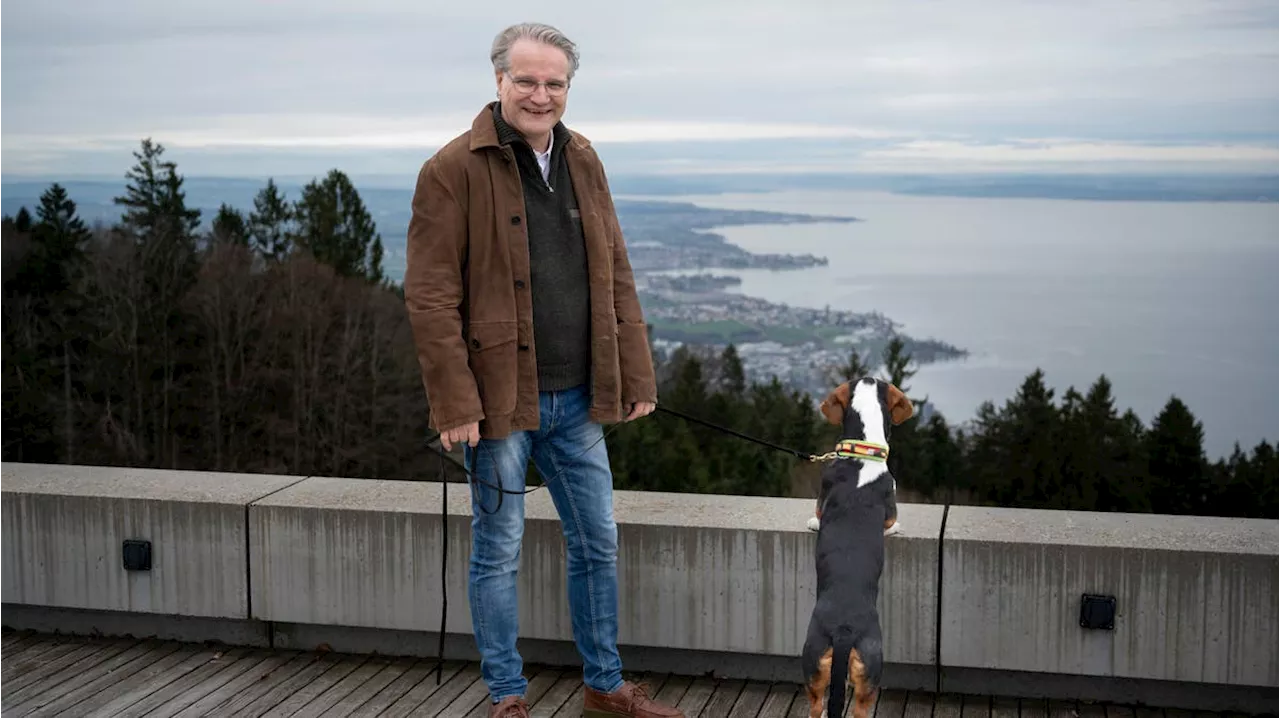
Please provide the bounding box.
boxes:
[490,22,580,79]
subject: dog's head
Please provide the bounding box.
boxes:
[819,376,914,437]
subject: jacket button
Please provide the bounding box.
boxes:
[515,279,526,289]
[519,344,529,351]
[471,338,480,349]
[511,215,521,225]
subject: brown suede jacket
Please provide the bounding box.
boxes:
[404,102,658,439]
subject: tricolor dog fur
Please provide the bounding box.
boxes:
[802,377,913,718]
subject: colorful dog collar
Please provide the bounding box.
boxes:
[833,439,889,462]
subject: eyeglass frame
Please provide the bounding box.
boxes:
[504,72,570,97]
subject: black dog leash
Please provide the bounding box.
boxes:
[422,405,825,683]
[654,405,836,462]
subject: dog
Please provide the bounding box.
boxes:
[801,377,913,718]
[806,382,907,536]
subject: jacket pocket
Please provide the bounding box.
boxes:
[466,320,519,416]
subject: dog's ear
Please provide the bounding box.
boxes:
[819,382,851,425]
[886,383,914,425]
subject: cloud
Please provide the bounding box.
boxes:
[2,0,1275,176]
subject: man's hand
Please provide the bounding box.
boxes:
[440,421,480,452]
[623,401,655,422]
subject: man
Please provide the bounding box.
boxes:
[404,21,683,718]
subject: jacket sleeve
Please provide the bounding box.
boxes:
[598,164,658,405]
[404,157,484,432]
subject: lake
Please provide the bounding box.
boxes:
[629,190,1278,459]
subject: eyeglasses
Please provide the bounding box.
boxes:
[505,73,569,97]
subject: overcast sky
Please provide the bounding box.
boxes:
[2,0,1277,177]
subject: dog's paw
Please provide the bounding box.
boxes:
[884,520,902,536]
[806,516,820,532]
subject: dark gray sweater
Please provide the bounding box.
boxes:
[492,104,592,392]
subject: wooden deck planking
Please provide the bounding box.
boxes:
[0,632,1253,718]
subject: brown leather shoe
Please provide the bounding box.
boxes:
[583,681,685,717]
[488,695,530,718]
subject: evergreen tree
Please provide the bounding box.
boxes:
[114,138,201,243]
[1146,397,1210,515]
[14,207,34,233]
[293,169,384,283]
[211,204,249,245]
[830,344,871,385]
[249,179,295,259]
[880,335,924,496]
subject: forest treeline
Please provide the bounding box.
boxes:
[3,139,1274,519]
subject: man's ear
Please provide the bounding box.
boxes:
[886,383,914,425]
[819,382,851,425]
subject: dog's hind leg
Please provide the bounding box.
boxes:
[850,630,883,718]
[801,617,833,718]
[804,646,832,718]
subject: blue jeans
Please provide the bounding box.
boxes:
[463,384,624,701]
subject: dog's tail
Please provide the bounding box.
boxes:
[827,628,855,718]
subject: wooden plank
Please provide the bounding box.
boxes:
[343,659,454,718]
[197,652,319,716]
[697,678,745,717]
[170,650,300,717]
[674,677,717,718]
[2,637,85,683]
[1022,698,1050,718]
[934,693,965,718]
[1047,700,1080,718]
[2,630,39,651]
[529,671,582,718]
[652,674,693,708]
[319,655,422,717]
[288,653,399,718]
[0,637,137,711]
[874,689,908,718]
[550,684,585,718]
[727,680,772,717]
[256,653,370,718]
[107,646,256,718]
[1077,702,1107,718]
[757,682,800,718]
[961,695,991,718]
[1106,706,1136,718]
[381,662,482,718]
[434,662,509,718]
[220,652,346,717]
[16,639,186,718]
[903,691,933,718]
[459,666,563,717]
[56,644,214,718]
[143,649,278,718]
[992,696,1020,718]
[788,686,813,718]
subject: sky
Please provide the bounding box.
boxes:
[2,0,1277,179]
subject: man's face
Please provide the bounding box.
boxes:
[495,38,570,149]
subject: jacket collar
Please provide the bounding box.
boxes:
[468,101,591,152]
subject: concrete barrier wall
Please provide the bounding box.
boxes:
[248,476,942,664]
[1,463,303,619]
[2,462,1277,702]
[940,505,1278,688]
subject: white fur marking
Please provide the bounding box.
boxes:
[849,381,889,488]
